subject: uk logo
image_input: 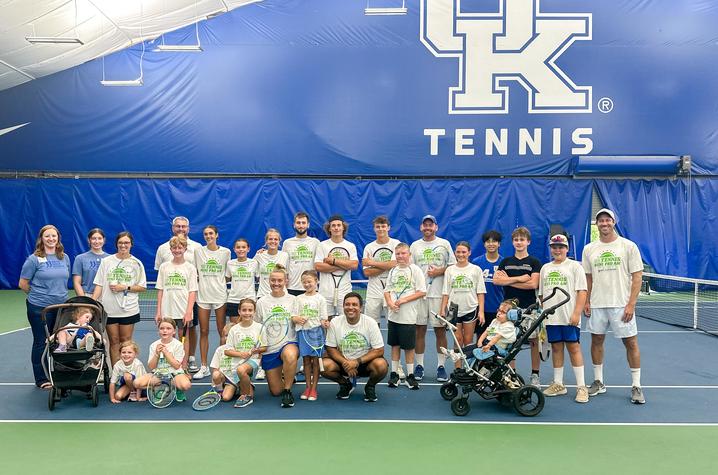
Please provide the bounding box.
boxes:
[421,0,592,114]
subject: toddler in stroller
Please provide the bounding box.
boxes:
[53,307,101,352]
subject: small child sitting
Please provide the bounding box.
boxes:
[54,307,101,352]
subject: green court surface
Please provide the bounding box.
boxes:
[0,422,714,474]
[0,290,29,333]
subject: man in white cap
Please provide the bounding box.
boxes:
[581,208,645,404]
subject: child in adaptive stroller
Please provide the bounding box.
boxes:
[54,307,102,352]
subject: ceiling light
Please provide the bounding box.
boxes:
[26,36,84,45]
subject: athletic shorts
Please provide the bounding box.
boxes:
[416,298,443,327]
[173,318,195,331]
[455,309,477,324]
[107,313,141,325]
[363,297,385,323]
[297,329,326,358]
[261,342,298,371]
[117,373,136,387]
[339,361,379,379]
[197,302,227,311]
[226,302,240,318]
[587,307,638,338]
[287,289,305,296]
[546,325,581,343]
[387,321,416,350]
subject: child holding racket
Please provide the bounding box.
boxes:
[314,215,359,317]
[384,243,426,390]
[53,307,101,352]
[109,340,146,403]
[135,318,192,401]
[225,299,265,408]
[293,270,329,401]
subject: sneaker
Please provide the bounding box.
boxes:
[529,373,541,388]
[396,365,406,382]
[436,365,449,382]
[336,381,354,399]
[175,389,186,402]
[388,371,400,388]
[308,389,318,401]
[405,373,420,390]
[364,384,378,402]
[234,395,253,408]
[192,366,210,380]
[300,388,310,400]
[54,344,67,353]
[575,386,589,403]
[255,367,266,380]
[543,382,568,397]
[414,364,424,381]
[187,358,199,374]
[440,347,461,363]
[84,334,95,352]
[281,389,295,408]
[631,386,646,404]
[587,379,606,396]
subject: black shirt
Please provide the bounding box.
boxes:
[498,255,542,308]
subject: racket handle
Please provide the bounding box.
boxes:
[319,357,324,372]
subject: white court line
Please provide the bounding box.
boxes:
[0,419,717,427]
[0,327,29,336]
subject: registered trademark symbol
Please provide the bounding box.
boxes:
[598,97,614,113]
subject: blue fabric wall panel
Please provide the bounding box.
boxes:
[689,178,718,280]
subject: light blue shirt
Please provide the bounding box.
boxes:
[72,251,109,294]
[20,254,71,307]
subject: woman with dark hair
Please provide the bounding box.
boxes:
[19,225,71,389]
[92,231,147,365]
[72,228,109,296]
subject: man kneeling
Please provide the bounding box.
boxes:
[322,292,388,402]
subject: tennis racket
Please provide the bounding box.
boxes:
[427,245,449,285]
[328,247,350,310]
[538,320,550,361]
[388,266,414,302]
[301,315,326,371]
[148,353,176,409]
[261,310,290,350]
[192,369,237,411]
[372,246,393,289]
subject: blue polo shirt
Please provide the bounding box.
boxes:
[72,251,109,294]
[20,253,71,307]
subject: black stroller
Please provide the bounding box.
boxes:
[436,287,570,417]
[41,296,110,410]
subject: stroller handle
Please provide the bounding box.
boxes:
[539,286,571,315]
[40,301,104,338]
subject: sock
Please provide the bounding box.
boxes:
[416,354,424,366]
[406,364,414,375]
[553,367,564,385]
[573,366,585,387]
[391,360,399,373]
[189,356,196,362]
[593,364,603,382]
[531,369,539,375]
[630,368,641,387]
[437,353,446,366]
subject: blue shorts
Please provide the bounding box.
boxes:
[261,343,298,371]
[117,373,136,387]
[297,329,325,358]
[546,325,581,343]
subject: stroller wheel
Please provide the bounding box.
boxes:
[512,385,545,417]
[440,382,459,401]
[91,385,99,407]
[48,387,56,411]
[451,396,471,417]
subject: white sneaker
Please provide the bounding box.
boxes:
[84,334,95,352]
[543,382,567,396]
[192,366,210,380]
[396,365,406,382]
[529,373,541,388]
[255,367,266,380]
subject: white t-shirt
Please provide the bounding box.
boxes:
[581,237,643,308]
[254,251,290,299]
[295,293,329,330]
[226,258,258,302]
[409,237,456,298]
[385,264,427,324]
[255,293,297,354]
[282,236,321,291]
[154,238,202,270]
[540,259,588,326]
[148,338,185,375]
[485,320,517,350]
[226,321,263,363]
[155,261,198,320]
[442,263,487,315]
[194,246,231,304]
[210,344,241,374]
[326,314,385,360]
[314,239,359,302]
[110,358,147,384]
[363,239,400,300]
[93,254,147,318]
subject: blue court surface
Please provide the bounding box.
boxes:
[1,317,716,425]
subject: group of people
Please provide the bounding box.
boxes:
[19,208,646,407]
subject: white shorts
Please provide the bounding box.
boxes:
[197,302,227,311]
[364,297,385,323]
[416,298,443,327]
[587,307,638,339]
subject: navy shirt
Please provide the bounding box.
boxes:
[20,253,71,307]
[472,254,504,313]
[497,255,542,309]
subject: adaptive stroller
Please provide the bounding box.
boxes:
[436,287,570,417]
[41,296,110,410]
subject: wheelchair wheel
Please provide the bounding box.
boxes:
[451,396,471,417]
[48,387,56,411]
[440,382,458,401]
[512,385,545,417]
